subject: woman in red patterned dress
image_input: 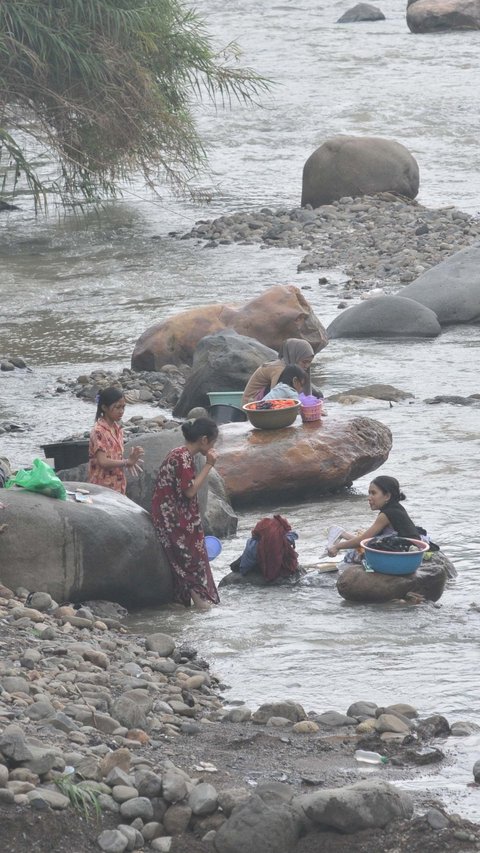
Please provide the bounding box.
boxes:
[151,418,220,610]
[88,387,144,494]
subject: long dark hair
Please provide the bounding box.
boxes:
[371,475,406,502]
[182,417,219,443]
[277,364,308,388]
[95,386,124,421]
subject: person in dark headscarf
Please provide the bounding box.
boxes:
[242,338,320,404]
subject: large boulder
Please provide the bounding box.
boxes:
[336,552,454,603]
[337,3,386,22]
[215,417,392,506]
[407,0,480,32]
[173,330,276,416]
[58,430,238,538]
[327,295,441,339]
[0,484,173,607]
[131,285,328,370]
[399,243,480,324]
[301,136,419,208]
[296,780,413,832]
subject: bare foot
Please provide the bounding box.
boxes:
[191,592,212,611]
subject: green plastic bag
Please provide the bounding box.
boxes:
[5,457,67,500]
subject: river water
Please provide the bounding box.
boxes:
[1,0,479,817]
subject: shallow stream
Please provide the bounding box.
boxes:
[1,0,479,819]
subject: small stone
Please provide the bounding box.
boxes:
[151,838,172,852]
[97,829,129,853]
[315,711,357,728]
[426,808,449,830]
[189,782,218,816]
[473,758,480,783]
[222,707,251,723]
[376,713,411,734]
[145,633,175,656]
[119,796,154,821]
[163,803,192,834]
[292,721,319,734]
[450,721,480,737]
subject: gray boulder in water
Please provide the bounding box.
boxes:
[407,0,480,32]
[399,243,480,324]
[337,3,386,22]
[327,295,441,339]
[301,136,419,208]
[173,329,276,417]
[0,484,173,607]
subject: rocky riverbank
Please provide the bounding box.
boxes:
[175,194,480,293]
[1,581,479,853]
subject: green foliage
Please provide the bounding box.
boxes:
[54,774,102,820]
[0,0,268,209]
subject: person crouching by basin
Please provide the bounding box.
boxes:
[242,337,321,404]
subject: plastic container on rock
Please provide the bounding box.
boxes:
[209,404,247,425]
[300,401,323,423]
[242,400,300,430]
[207,391,244,407]
[360,538,429,576]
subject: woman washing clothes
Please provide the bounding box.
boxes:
[242,338,321,404]
[327,475,433,561]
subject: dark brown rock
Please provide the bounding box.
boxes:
[336,552,451,603]
[216,417,392,506]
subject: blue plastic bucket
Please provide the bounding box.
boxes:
[205,535,222,561]
[360,538,428,575]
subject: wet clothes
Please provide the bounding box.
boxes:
[262,382,300,402]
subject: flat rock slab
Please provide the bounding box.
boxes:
[216,417,392,506]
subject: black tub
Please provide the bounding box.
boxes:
[41,440,89,472]
[209,404,247,425]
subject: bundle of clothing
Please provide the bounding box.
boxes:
[231,514,299,582]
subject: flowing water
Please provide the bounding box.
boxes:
[1,0,479,817]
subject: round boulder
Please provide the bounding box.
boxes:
[327,296,441,339]
[337,3,386,22]
[399,243,480,324]
[407,0,480,32]
[301,136,419,208]
[173,330,276,416]
[131,285,328,370]
[336,552,453,603]
[0,484,173,607]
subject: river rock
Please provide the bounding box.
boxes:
[337,3,386,21]
[301,137,419,208]
[329,384,415,402]
[473,759,480,782]
[296,780,413,832]
[131,285,328,370]
[213,793,301,853]
[0,484,173,608]
[172,330,276,416]
[336,552,451,603]
[252,702,307,724]
[407,0,480,32]
[327,296,441,339]
[399,243,480,324]
[215,417,392,505]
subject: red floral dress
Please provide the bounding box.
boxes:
[151,446,220,607]
[88,419,126,494]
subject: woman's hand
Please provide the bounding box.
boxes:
[327,545,339,557]
[206,449,217,468]
[126,445,144,476]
